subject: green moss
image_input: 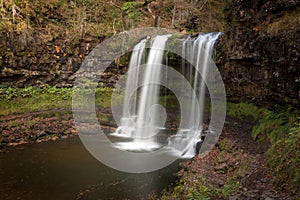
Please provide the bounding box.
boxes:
[0,85,113,116]
[97,114,109,122]
[6,121,23,128]
[95,87,114,108]
[0,86,72,115]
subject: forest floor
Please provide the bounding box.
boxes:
[159,116,289,199]
[0,110,289,199]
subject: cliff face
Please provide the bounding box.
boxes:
[221,0,300,105]
[0,29,103,87]
[0,0,299,105]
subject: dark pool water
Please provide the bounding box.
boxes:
[0,136,181,200]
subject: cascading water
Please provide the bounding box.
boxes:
[181,33,222,131]
[171,32,222,157]
[113,35,170,150]
[112,32,221,157]
[135,35,170,140]
[115,38,148,137]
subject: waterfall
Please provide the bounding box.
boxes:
[112,33,221,157]
[113,35,170,150]
[115,38,147,137]
[188,33,221,131]
[135,35,170,140]
[171,32,222,157]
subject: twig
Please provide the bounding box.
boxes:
[112,18,117,35]
[198,0,209,11]
[172,0,176,27]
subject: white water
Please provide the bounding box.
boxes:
[189,33,222,130]
[115,39,147,138]
[135,35,170,139]
[174,33,222,157]
[112,33,221,157]
[113,35,170,150]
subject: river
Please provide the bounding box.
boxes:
[0,136,181,200]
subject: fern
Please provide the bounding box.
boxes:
[266,123,300,197]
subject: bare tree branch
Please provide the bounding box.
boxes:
[198,0,209,11]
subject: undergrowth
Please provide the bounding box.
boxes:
[0,85,114,116]
[158,174,240,200]
[266,123,300,196]
[227,102,300,198]
[157,136,242,200]
[227,102,262,120]
[157,102,299,199]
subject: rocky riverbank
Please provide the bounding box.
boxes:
[0,110,76,149]
[0,108,117,150]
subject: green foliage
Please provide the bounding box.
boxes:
[218,138,233,153]
[227,102,299,197]
[121,1,141,28]
[0,86,72,115]
[159,176,212,200]
[219,179,240,197]
[160,175,240,200]
[159,95,179,109]
[227,102,262,120]
[252,108,298,143]
[159,165,240,200]
[227,102,298,144]
[266,123,300,197]
[0,85,113,116]
[0,86,72,100]
[122,2,140,18]
[95,87,115,108]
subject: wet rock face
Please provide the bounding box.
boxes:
[221,0,300,105]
